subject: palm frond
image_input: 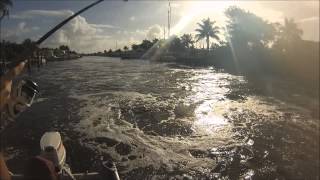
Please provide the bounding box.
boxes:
[195,28,204,33]
[195,34,205,42]
[211,34,220,40]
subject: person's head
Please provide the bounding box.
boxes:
[24,156,58,180]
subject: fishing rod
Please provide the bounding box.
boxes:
[0,0,104,134]
[1,0,109,154]
[2,0,104,71]
[36,0,104,45]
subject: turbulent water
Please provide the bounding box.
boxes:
[3,56,319,179]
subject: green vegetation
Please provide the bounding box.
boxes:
[98,6,318,94]
[0,39,79,62]
[1,39,38,62]
[180,34,194,49]
[0,4,318,95]
[195,18,220,51]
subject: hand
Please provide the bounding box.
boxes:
[0,62,26,112]
[0,152,11,180]
[0,62,26,180]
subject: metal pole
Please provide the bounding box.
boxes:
[168,2,171,38]
[169,2,171,36]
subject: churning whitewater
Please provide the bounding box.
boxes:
[4,57,319,179]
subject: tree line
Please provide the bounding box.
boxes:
[100,6,318,93]
[1,1,318,94]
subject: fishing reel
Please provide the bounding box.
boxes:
[7,79,39,118]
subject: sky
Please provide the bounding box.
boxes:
[2,0,319,53]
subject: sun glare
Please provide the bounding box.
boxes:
[188,1,233,13]
[170,1,233,36]
[171,10,200,35]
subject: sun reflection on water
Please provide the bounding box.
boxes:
[181,70,237,135]
[193,100,229,134]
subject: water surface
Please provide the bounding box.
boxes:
[4,56,319,179]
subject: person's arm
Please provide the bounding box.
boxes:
[0,61,26,111]
[0,62,26,180]
[0,152,11,180]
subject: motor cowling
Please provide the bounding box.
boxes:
[40,132,66,172]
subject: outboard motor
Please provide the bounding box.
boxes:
[40,132,66,172]
[16,131,120,180]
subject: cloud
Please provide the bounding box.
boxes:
[90,23,118,29]
[111,29,148,49]
[12,10,74,19]
[296,17,319,41]
[41,14,113,53]
[251,1,319,41]
[10,10,144,52]
[40,10,161,53]
[146,24,162,40]
[6,10,140,52]
[130,16,136,21]
[18,22,27,30]
[298,16,319,23]
[258,1,319,20]
[3,22,40,42]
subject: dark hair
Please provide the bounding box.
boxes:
[24,156,58,180]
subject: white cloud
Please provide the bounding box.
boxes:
[41,15,112,53]
[297,17,319,41]
[110,28,148,50]
[146,24,163,40]
[130,16,136,21]
[90,23,118,29]
[11,9,153,52]
[39,13,149,53]
[18,22,27,30]
[12,10,74,19]
[4,10,171,53]
[257,1,319,20]
[298,16,319,23]
[238,1,319,41]
[3,22,40,42]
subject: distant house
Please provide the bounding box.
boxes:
[53,49,65,57]
[42,49,54,58]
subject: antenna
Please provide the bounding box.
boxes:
[168,1,171,38]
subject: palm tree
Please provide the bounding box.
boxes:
[195,18,220,51]
[273,18,303,52]
[280,18,302,43]
[123,46,128,51]
[180,34,194,49]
